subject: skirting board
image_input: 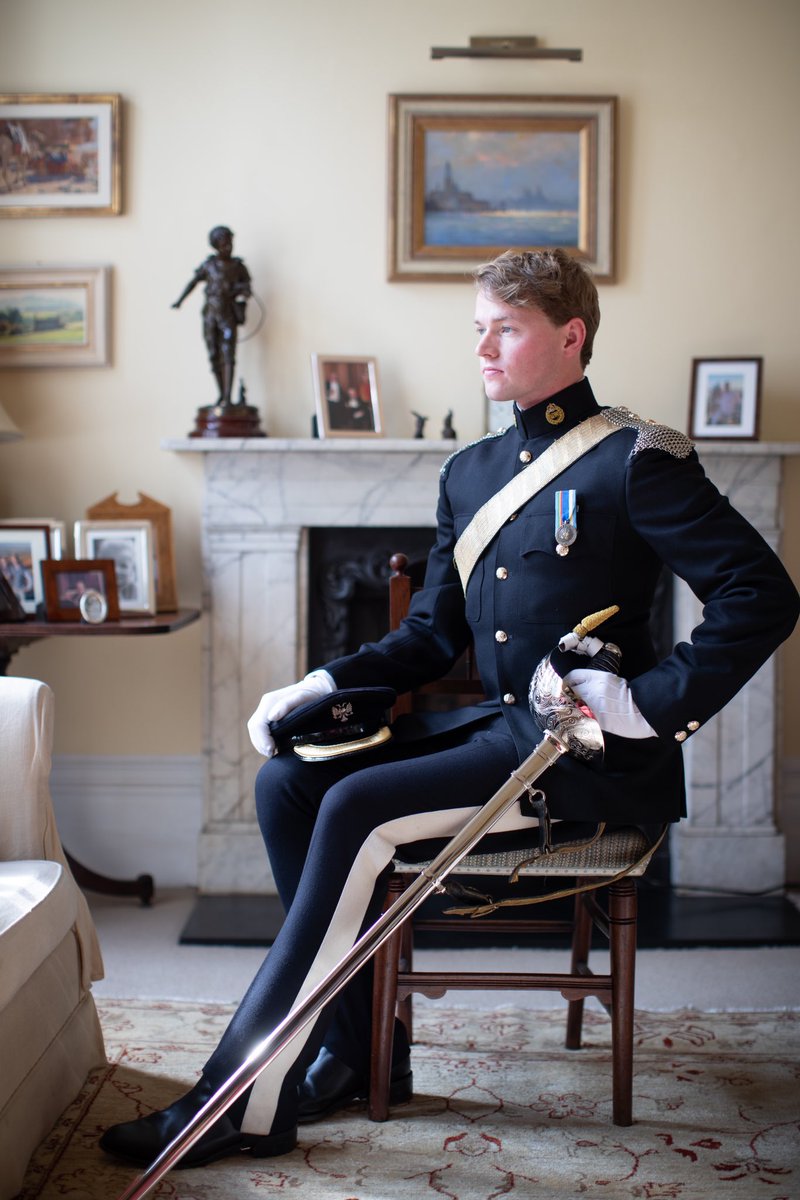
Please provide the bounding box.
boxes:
[50,754,204,889]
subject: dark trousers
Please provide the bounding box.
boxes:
[203,718,543,1135]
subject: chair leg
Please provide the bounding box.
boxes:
[566,883,592,1049]
[608,877,637,1126]
[369,876,405,1121]
[398,912,413,1044]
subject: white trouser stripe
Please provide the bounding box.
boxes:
[242,799,537,1132]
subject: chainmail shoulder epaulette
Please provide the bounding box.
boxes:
[440,427,508,477]
[602,406,695,459]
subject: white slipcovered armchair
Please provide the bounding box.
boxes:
[0,676,106,1198]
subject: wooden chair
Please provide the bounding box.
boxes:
[368,552,659,1127]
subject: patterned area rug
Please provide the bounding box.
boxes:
[19,1001,800,1200]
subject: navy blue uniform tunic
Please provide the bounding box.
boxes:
[326,378,799,825]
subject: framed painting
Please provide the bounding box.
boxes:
[0,266,110,367]
[0,523,52,615]
[311,354,383,438]
[388,94,617,283]
[74,520,156,615]
[0,93,121,217]
[41,559,120,622]
[689,357,762,440]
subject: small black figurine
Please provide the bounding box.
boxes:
[412,411,428,439]
[441,410,457,439]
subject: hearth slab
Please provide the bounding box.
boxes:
[178,890,800,948]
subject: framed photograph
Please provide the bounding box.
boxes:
[74,520,156,615]
[41,558,120,623]
[0,523,52,615]
[0,572,26,621]
[86,492,178,612]
[311,355,383,438]
[689,357,763,440]
[0,266,110,367]
[388,93,616,283]
[0,93,121,217]
[0,517,65,557]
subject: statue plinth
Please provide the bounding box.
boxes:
[189,403,266,439]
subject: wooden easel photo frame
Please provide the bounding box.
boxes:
[85,492,178,611]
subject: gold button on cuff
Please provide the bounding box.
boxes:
[496,566,508,580]
[503,693,516,705]
[495,630,508,643]
[674,730,688,743]
[687,720,700,731]
[519,450,532,464]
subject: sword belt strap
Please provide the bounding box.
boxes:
[453,411,618,593]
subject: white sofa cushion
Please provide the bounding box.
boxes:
[0,678,103,987]
[0,860,80,1011]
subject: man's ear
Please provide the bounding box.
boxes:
[563,318,587,360]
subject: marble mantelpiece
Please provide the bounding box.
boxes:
[165,437,800,894]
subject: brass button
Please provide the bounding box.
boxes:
[503,692,516,705]
[687,720,700,731]
[507,512,519,522]
[519,450,532,464]
[496,566,508,580]
[495,630,508,643]
[674,730,688,743]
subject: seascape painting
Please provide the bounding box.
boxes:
[389,95,616,281]
[423,128,581,249]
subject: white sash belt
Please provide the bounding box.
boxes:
[453,412,618,592]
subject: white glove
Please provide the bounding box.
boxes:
[562,669,657,739]
[247,670,336,757]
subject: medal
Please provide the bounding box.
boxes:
[554,489,577,556]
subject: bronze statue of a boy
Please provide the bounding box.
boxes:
[172,226,251,407]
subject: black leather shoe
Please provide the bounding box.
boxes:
[298,1047,413,1124]
[99,1076,298,1168]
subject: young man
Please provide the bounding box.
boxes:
[101,249,799,1168]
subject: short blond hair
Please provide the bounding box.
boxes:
[473,249,600,367]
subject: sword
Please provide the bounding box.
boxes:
[115,606,618,1199]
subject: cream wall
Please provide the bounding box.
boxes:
[1,0,798,771]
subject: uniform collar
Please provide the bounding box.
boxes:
[513,377,599,440]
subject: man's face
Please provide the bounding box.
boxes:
[474,291,585,411]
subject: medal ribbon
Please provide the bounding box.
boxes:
[555,489,577,537]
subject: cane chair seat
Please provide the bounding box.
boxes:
[368,552,662,1130]
[394,826,654,879]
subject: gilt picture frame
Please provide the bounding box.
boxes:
[311,354,383,438]
[689,357,763,441]
[0,265,111,367]
[0,93,121,217]
[388,93,617,283]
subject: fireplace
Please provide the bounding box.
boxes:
[165,435,797,896]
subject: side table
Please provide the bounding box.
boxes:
[0,608,201,903]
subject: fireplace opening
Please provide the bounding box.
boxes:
[307,527,435,665]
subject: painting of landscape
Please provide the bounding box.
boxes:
[0,284,88,348]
